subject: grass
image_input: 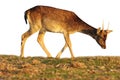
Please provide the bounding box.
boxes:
[0,55,120,80]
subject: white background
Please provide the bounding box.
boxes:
[0,0,120,58]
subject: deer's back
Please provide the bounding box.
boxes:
[27,6,84,33]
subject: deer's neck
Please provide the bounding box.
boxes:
[80,24,98,39]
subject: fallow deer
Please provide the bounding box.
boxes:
[20,5,112,59]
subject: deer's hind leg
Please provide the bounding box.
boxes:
[37,29,52,57]
[20,28,38,57]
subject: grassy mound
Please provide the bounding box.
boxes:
[0,55,120,80]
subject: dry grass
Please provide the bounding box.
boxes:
[0,55,120,80]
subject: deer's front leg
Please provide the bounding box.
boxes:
[56,43,67,58]
[37,31,52,57]
[64,32,75,59]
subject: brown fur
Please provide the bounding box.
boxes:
[21,6,112,59]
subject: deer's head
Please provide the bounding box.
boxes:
[96,22,112,49]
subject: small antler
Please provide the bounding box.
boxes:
[107,22,112,33]
[107,22,110,30]
[102,20,104,32]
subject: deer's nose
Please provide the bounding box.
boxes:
[102,45,106,49]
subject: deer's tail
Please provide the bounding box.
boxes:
[24,10,28,24]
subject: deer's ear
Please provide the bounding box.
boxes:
[107,30,113,34]
[97,27,101,34]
